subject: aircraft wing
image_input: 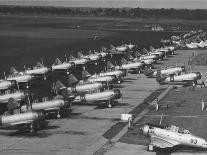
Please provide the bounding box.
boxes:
[151,135,180,148]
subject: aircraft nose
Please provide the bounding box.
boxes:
[113,89,122,99]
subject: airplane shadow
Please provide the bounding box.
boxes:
[155,145,207,154]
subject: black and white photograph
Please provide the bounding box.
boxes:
[0,0,207,155]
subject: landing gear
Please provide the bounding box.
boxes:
[29,123,37,133]
[107,100,115,108]
[43,75,47,80]
[56,110,61,118]
[148,145,154,151]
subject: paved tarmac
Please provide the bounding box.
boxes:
[0,49,206,155]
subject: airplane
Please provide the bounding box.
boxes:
[68,54,90,67]
[54,81,122,108]
[6,67,35,88]
[156,71,202,85]
[139,54,159,63]
[21,95,71,118]
[114,58,145,73]
[67,75,106,93]
[140,123,207,151]
[144,66,186,78]
[0,90,26,104]
[0,111,44,133]
[77,51,103,65]
[51,58,75,74]
[90,69,126,84]
[0,80,17,92]
[80,69,119,85]
[24,60,51,80]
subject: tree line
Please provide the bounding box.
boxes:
[0,5,207,20]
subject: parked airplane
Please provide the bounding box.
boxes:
[0,111,44,133]
[91,69,126,83]
[144,66,186,78]
[6,67,35,88]
[54,81,122,108]
[51,58,75,74]
[68,54,90,67]
[0,90,26,104]
[21,96,71,118]
[156,71,202,85]
[141,123,207,151]
[80,69,119,85]
[115,58,145,73]
[67,75,106,93]
[24,60,50,80]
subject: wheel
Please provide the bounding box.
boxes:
[107,101,112,108]
[148,145,154,151]
[29,123,37,133]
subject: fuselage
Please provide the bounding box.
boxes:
[0,111,42,126]
[25,67,49,75]
[67,83,103,94]
[164,72,201,83]
[143,125,207,149]
[21,99,66,112]
[0,91,26,104]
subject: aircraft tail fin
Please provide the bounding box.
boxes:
[68,74,79,86]
[144,67,154,77]
[10,66,18,75]
[142,48,149,55]
[36,61,44,67]
[134,51,141,58]
[126,54,134,61]
[110,44,115,49]
[69,55,75,61]
[52,81,69,98]
[106,61,115,70]
[149,46,155,51]
[156,70,165,83]
[53,58,62,65]
[121,58,128,65]
[77,51,84,59]
[82,69,91,80]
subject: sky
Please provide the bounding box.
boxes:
[0,0,207,9]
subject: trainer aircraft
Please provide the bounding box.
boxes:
[141,124,207,151]
[21,95,71,118]
[51,58,75,74]
[115,58,145,73]
[156,71,202,85]
[53,81,122,108]
[144,66,186,78]
[6,67,35,88]
[24,60,50,80]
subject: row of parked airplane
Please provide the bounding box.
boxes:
[0,36,203,134]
